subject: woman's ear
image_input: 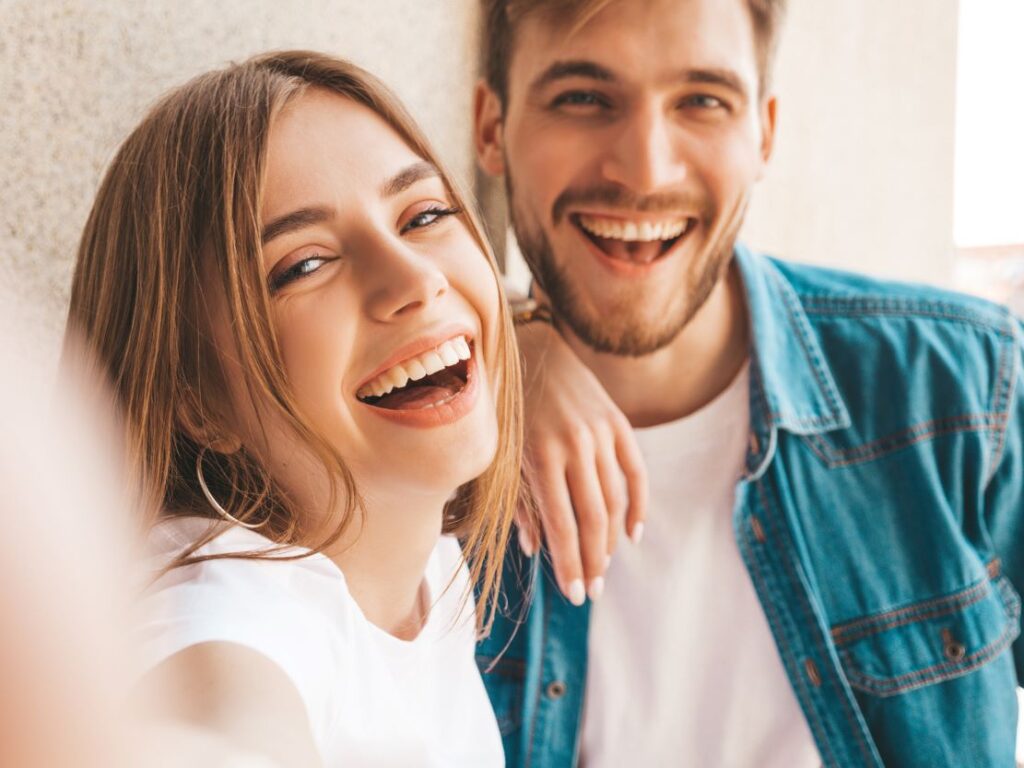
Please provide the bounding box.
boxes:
[474,79,506,177]
[176,397,242,455]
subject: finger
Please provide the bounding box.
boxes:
[514,505,537,558]
[533,455,587,606]
[564,455,610,602]
[516,457,546,558]
[614,417,649,544]
[594,426,627,559]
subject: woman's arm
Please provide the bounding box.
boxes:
[515,320,648,606]
[139,642,324,768]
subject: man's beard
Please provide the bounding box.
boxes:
[507,174,744,358]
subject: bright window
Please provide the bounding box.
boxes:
[953,0,1024,313]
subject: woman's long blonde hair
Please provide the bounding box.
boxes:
[65,50,522,635]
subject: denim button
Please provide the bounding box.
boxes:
[546,680,567,699]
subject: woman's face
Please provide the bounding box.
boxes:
[239,88,501,507]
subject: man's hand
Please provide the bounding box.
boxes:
[516,320,648,606]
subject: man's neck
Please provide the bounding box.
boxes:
[566,264,750,428]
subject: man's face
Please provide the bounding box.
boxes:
[476,0,775,356]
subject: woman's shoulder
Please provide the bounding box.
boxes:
[137,518,352,746]
[145,516,343,591]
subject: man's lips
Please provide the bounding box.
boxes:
[569,211,698,267]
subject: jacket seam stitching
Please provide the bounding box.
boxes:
[800,300,1013,336]
[830,579,990,645]
[842,607,1019,695]
[773,269,845,420]
[524,572,550,768]
[756,479,875,766]
[803,415,1004,468]
[742,486,840,768]
[985,328,1016,485]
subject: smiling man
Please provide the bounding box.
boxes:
[472,1,1024,767]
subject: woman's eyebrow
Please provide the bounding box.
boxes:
[380,161,440,199]
[261,206,334,245]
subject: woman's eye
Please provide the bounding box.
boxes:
[269,255,332,293]
[400,205,461,234]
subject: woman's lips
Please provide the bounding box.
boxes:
[358,353,479,429]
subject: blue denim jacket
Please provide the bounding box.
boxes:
[477,245,1024,768]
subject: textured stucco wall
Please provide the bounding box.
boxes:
[742,0,960,285]
[0,0,478,372]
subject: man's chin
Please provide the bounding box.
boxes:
[556,304,689,358]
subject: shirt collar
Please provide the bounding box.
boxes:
[734,244,851,474]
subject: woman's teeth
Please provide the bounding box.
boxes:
[577,214,690,242]
[357,336,472,400]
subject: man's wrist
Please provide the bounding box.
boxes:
[511,297,555,328]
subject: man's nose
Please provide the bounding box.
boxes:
[600,104,688,195]
[362,234,449,322]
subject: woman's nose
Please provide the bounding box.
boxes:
[362,236,449,322]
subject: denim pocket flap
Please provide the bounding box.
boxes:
[833,576,1021,697]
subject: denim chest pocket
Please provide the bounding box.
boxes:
[832,574,1021,697]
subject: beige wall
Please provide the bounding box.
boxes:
[742,0,960,285]
[0,0,479,372]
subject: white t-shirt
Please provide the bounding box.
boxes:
[581,363,822,768]
[137,518,504,767]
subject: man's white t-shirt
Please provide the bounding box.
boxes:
[581,362,822,768]
[137,518,504,767]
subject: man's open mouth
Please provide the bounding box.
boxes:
[356,336,472,411]
[571,213,697,265]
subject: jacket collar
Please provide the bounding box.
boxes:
[734,244,851,476]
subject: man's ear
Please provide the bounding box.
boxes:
[757,95,778,178]
[474,79,506,177]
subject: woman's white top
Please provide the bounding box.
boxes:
[137,518,504,767]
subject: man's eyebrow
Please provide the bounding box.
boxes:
[380,161,441,199]
[683,68,748,98]
[261,206,334,245]
[530,60,617,92]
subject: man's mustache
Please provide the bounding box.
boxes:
[552,185,713,226]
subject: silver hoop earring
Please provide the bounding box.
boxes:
[195,446,265,530]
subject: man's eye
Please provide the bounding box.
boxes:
[551,91,609,110]
[682,94,727,110]
[269,255,332,293]
[400,206,461,234]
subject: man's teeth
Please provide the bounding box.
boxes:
[357,336,472,400]
[577,215,690,242]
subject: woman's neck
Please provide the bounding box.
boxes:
[324,487,447,640]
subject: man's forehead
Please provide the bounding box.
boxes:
[508,0,759,90]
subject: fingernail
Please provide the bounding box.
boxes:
[587,577,605,601]
[630,522,645,544]
[518,527,534,557]
[605,555,612,569]
[567,579,586,606]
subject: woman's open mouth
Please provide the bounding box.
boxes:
[571,213,697,266]
[356,335,473,414]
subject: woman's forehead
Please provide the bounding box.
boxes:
[262,89,425,217]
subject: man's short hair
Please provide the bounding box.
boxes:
[481,0,787,105]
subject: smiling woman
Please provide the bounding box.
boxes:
[65,51,521,767]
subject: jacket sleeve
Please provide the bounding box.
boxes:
[983,313,1024,683]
